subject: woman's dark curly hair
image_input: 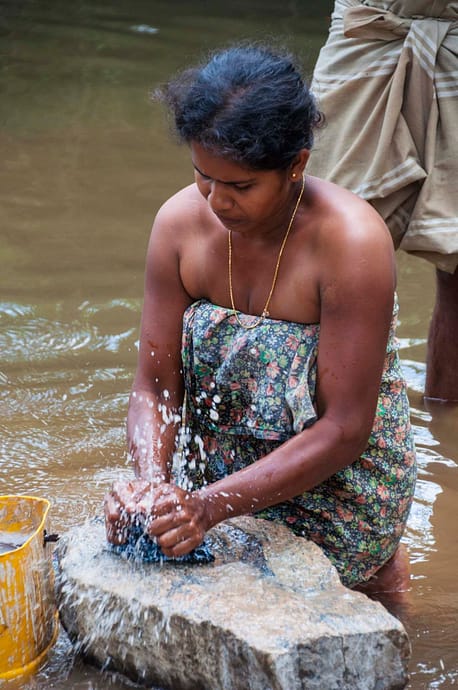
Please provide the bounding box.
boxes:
[156,44,323,170]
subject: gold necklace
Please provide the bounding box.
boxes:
[228,175,305,330]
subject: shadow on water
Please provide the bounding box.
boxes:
[1,1,457,688]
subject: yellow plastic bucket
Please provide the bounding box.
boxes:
[0,495,58,680]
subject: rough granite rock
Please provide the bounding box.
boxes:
[55,516,410,690]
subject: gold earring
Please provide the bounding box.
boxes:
[292,172,297,179]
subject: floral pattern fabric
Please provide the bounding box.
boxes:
[179,299,416,587]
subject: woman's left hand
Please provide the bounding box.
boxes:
[146,484,209,557]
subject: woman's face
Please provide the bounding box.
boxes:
[190,142,296,237]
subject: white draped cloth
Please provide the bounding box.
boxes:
[309,0,458,272]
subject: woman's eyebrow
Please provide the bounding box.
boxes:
[192,162,255,185]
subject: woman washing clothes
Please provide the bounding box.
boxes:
[104,45,416,592]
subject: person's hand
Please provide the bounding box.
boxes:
[145,484,209,557]
[104,478,155,544]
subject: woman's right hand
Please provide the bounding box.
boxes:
[104,478,157,544]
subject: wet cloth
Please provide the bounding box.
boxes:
[178,299,416,587]
[109,522,214,564]
[309,0,458,273]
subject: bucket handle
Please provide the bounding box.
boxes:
[43,530,59,546]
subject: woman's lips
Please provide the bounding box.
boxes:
[215,214,242,227]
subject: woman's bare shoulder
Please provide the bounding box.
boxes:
[306,175,392,250]
[304,176,395,297]
[153,183,209,232]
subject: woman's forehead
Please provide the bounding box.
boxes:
[190,141,273,182]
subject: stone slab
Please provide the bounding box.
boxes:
[55,516,410,690]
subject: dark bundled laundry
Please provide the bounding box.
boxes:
[108,523,214,564]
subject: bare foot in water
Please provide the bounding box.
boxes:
[354,544,411,595]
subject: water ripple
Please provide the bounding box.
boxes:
[406,478,442,556]
[401,358,426,394]
[0,300,139,364]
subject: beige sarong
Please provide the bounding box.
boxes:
[309,0,458,272]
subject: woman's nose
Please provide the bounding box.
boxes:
[207,181,233,213]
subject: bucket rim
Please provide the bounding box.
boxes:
[0,495,51,557]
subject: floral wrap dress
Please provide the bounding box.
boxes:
[178,299,416,587]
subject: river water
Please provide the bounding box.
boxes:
[0,1,457,688]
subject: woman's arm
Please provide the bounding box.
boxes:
[105,196,193,542]
[129,198,193,478]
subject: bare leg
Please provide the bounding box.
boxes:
[425,267,458,402]
[354,544,411,595]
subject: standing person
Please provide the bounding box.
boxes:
[104,45,416,592]
[308,0,458,402]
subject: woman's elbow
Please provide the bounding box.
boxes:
[323,414,374,459]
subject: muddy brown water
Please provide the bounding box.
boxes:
[0,1,457,688]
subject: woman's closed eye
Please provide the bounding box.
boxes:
[194,167,253,192]
[232,183,253,191]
